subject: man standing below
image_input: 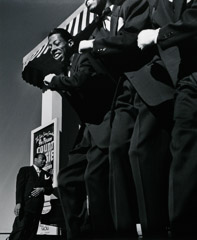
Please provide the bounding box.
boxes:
[135,0,197,237]
[8,153,53,240]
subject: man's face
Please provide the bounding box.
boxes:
[48,33,68,63]
[34,154,46,169]
[85,0,106,14]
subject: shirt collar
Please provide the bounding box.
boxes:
[33,164,41,173]
[109,5,114,11]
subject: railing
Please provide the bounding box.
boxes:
[23,3,95,71]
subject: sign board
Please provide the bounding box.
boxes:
[30,118,59,185]
[30,118,60,235]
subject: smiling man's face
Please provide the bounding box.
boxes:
[48,33,68,63]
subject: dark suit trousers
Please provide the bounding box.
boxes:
[58,127,90,239]
[58,126,114,239]
[9,211,40,240]
[84,140,114,234]
[85,81,140,235]
[129,93,171,235]
[169,73,197,235]
[109,79,139,233]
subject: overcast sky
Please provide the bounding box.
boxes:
[0,0,83,232]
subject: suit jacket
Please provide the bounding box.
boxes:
[92,0,150,78]
[126,0,197,106]
[86,0,150,148]
[48,52,116,125]
[157,0,197,86]
[16,166,53,214]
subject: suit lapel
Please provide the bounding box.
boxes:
[40,170,45,178]
[36,170,45,186]
[31,165,40,180]
[71,53,81,73]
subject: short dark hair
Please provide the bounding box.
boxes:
[48,28,73,42]
[34,153,46,160]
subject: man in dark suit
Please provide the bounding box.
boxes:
[78,0,150,236]
[8,153,53,240]
[129,0,197,237]
[44,27,118,239]
[44,28,116,125]
[44,26,118,239]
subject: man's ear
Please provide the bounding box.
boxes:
[68,39,74,47]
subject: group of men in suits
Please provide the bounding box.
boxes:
[44,0,150,239]
[9,0,196,239]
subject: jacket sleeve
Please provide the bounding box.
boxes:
[92,0,150,56]
[47,54,95,91]
[15,167,27,204]
[158,0,197,49]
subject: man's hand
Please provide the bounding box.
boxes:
[30,187,45,197]
[78,39,95,53]
[137,28,160,50]
[43,74,56,86]
[14,203,21,216]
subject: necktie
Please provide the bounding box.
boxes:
[94,7,112,28]
[99,7,112,31]
[101,7,112,19]
[37,169,41,176]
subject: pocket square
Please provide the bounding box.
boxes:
[45,175,50,180]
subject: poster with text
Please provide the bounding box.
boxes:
[31,118,60,235]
